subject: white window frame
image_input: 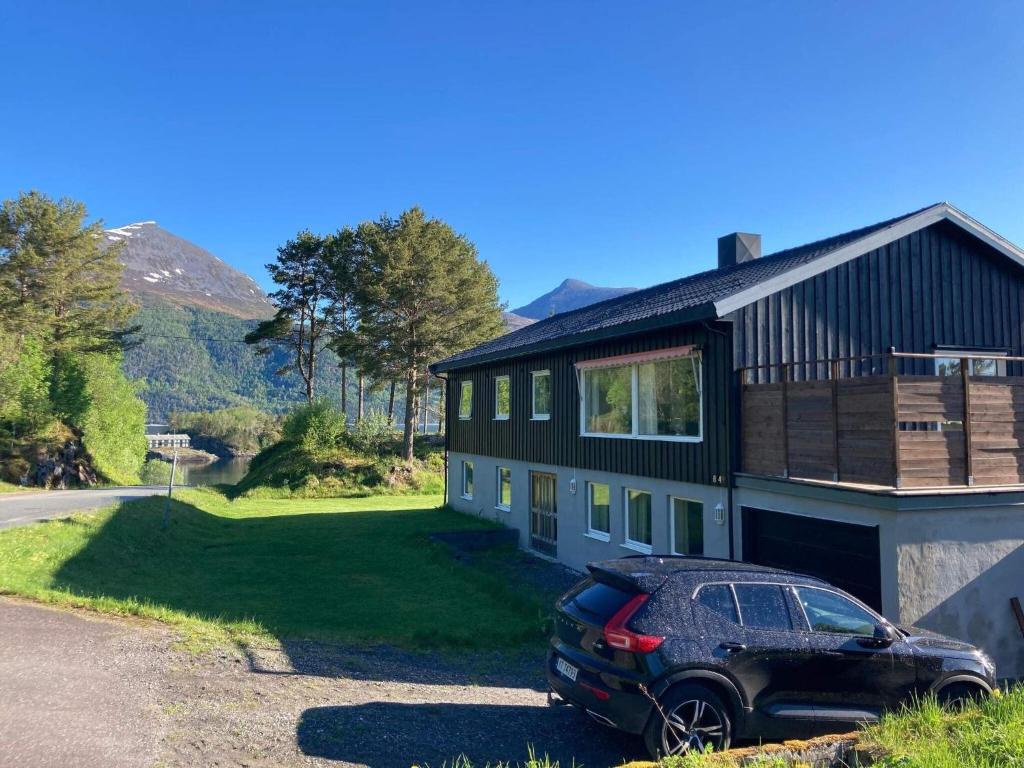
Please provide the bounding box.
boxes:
[622,488,653,554]
[531,369,551,420]
[669,496,704,556]
[494,375,510,421]
[496,466,511,511]
[459,380,473,420]
[461,460,474,500]
[578,352,702,443]
[585,481,611,542]
[933,349,1007,377]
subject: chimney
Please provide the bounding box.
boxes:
[718,232,761,269]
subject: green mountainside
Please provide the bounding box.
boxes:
[124,301,354,420]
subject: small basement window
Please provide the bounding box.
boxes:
[494,375,510,420]
[461,461,474,499]
[586,482,611,540]
[624,488,652,553]
[496,466,511,510]
[671,497,704,556]
[532,370,551,420]
[459,380,473,420]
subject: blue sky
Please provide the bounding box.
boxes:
[2,1,1023,309]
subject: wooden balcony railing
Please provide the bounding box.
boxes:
[740,351,1024,489]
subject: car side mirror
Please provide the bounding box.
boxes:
[859,623,895,648]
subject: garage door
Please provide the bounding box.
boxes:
[741,507,882,611]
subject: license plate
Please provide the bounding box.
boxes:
[556,657,578,682]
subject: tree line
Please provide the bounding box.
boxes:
[245,207,505,461]
[0,191,147,485]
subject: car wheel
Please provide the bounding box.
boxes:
[643,683,731,759]
[938,682,986,710]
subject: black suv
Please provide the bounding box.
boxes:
[547,556,995,758]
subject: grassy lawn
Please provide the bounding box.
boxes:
[863,687,1024,767]
[0,480,31,494]
[646,687,1024,768]
[0,488,552,651]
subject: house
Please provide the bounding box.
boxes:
[430,203,1024,679]
[146,433,191,449]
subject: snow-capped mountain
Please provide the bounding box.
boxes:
[106,221,273,319]
[511,278,637,320]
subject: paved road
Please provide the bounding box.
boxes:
[0,486,166,530]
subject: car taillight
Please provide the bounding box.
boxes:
[603,593,664,653]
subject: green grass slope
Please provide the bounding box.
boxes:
[0,489,549,651]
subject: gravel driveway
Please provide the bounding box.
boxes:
[0,597,646,767]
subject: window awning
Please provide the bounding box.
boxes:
[574,344,699,371]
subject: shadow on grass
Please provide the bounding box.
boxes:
[297,702,644,768]
[48,494,556,684]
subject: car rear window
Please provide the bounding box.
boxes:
[696,584,740,624]
[734,584,793,631]
[570,580,635,622]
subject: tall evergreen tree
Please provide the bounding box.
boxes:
[0,191,136,353]
[245,231,339,403]
[324,227,361,418]
[352,207,504,461]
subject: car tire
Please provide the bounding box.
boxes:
[643,683,732,759]
[938,682,986,710]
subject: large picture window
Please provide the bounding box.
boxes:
[459,380,473,420]
[532,370,551,420]
[579,351,701,441]
[494,375,510,420]
[583,366,633,434]
[624,488,652,553]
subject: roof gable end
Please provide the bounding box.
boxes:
[712,203,1024,316]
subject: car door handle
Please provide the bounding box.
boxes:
[719,642,746,653]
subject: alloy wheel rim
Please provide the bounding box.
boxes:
[661,698,725,756]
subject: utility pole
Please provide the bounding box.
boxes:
[162,450,178,531]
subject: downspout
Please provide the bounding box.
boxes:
[434,371,450,506]
[703,320,736,561]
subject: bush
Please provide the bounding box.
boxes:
[139,459,183,486]
[54,353,147,485]
[348,411,396,455]
[0,336,53,433]
[281,401,347,460]
[169,406,280,454]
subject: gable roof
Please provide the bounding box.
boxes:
[432,203,1024,372]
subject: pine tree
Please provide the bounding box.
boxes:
[324,227,361,420]
[352,207,504,461]
[245,231,339,403]
[0,191,136,353]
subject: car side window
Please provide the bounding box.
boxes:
[795,587,878,636]
[734,584,793,631]
[695,584,740,624]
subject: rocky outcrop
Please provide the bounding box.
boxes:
[31,440,98,489]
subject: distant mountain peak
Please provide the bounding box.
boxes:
[511,278,637,320]
[106,222,274,320]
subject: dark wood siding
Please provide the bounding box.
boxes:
[733,221,1024,379]
[445,322,732,487]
